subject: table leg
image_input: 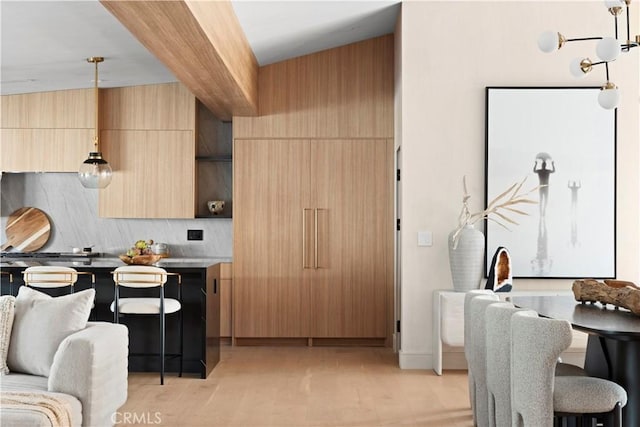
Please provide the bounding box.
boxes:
[585,335,640,427]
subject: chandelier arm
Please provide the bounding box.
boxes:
[605,61,610,82]
[615,13,619,40]
[566,37,603,42]
[625,3,630,47]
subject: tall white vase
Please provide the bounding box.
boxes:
[448,225,485,292]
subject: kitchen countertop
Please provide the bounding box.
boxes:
[0,256,232,270]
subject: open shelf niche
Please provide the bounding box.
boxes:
[196,100,233,218]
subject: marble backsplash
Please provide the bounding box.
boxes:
[0,173,232,258]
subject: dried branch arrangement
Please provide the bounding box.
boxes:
[452,176,541,247]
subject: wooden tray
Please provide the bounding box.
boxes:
[118,254,163,265]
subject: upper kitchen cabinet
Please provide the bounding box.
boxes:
[233,35,393,140]
[0,89,95,172]
[99,83,196,218]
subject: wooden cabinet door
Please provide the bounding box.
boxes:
[98,130,195,218]
[311,139,390,338]
[233,139,312,338]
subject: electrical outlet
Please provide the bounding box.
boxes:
[187,229,203,241]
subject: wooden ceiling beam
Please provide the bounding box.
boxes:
[100,0,258,120]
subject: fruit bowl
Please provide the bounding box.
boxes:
[119,254,162,265]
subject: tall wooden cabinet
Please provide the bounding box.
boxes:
[234,139,312,338]
[311,139,390,339]
[232,35,394,345]
[233,138,391,342]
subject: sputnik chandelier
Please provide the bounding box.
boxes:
[537,0,639,109]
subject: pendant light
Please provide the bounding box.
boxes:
[537,0,639,110]
[78,56,112,189]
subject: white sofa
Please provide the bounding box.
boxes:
[432,289,588,375]
[1,322,129,427]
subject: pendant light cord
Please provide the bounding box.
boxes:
[87,56,103,152]
[94,59,99,152]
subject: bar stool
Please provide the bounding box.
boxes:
[22,266,95,295]
[110,265,182,385]
[0,271,13,296]
[22,266,96,318]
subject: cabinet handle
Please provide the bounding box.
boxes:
[303,208,311,269]
[314,208,318,269]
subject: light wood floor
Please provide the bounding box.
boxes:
[119,345,473,427]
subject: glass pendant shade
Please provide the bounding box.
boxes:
[78,152,113,189]
[569,58,589,78]
[598,85,620,109]
[596,37,621,61]
[604,0,624,8]
[538,31,560,53]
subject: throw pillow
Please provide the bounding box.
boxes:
[7,287,95,377]
[0,295,16,375]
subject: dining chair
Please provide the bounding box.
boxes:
[485,303,590,427]
[464,289,495,425]
[466,292,500,427]
[111,265,182,385]
[511,311,627,427]
[486,302,530,427]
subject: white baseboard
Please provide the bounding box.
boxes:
[399,350,432,369]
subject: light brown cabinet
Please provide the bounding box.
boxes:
[208,262,233,339]
[0,89,94,172]
[233,138,392,343]
[99,83,196,218]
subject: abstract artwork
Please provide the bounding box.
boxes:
[485,87,616,278]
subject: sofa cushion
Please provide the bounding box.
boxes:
[7,287,94,377]
[0,295,16,375]
[1,373,82,427]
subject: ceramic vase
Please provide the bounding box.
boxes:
[448,225,485,292]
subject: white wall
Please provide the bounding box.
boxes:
[397,1,640,369]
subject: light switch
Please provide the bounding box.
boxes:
[418,231,433,247]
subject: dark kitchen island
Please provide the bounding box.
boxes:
[0,257,226,379]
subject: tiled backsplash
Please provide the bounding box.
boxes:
[0,173,232,258]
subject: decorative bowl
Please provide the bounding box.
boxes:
[118,254,162,265]
[207,200,225,215]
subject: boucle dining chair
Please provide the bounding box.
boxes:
[464,289,495,425]
[511,311,627,427]
[485,303,589,427]
[111,265,182,385]
[485,302,531,427]
[466,292,500,427]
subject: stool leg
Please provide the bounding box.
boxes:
[614,402,622,427]
[179,308,183,377]
[160,312,165,385]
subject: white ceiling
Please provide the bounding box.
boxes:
[0,0,400,96]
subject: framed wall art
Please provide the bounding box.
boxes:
[485,87,616,278]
